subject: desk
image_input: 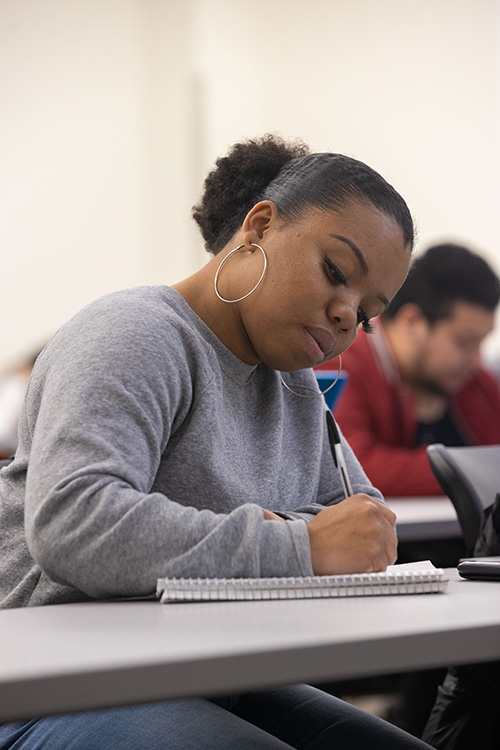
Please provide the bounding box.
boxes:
[387,496,461,542]
[1,570,499,722]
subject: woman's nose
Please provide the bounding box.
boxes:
[326,295,358,333]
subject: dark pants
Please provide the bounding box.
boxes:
[0,684,433,749]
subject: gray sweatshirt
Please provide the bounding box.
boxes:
[0,286,382,608]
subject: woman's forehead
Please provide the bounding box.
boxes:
[287,202,409,254]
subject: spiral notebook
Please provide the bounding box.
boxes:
[156,561,448,603]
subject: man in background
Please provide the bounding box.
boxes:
[333,243,500,497]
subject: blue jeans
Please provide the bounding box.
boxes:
[0,684,432,749]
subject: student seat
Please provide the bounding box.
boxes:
[426,443,500,555]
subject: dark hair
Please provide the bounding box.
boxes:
[192,134,414,255]
[384,243,500,323]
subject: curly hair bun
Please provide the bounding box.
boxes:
[192,134,309,255]
[192,133,414,256]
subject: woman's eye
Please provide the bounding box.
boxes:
[325,257,347,286]
[324,256,373,333]
[357,308,374,334]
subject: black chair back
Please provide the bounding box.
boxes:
[426,443,500,554]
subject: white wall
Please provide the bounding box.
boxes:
[197,0,500,251]
[1,0,499,369]
[1,0,201,367]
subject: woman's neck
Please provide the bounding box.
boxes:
[172,262,260,365]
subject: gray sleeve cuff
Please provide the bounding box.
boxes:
[259,519,314,577]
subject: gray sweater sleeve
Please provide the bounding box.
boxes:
[23,297,314,600]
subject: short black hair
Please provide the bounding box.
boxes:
[384,243,500,323]
[192,134,414,255]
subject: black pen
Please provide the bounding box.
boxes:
[326,409,354,499]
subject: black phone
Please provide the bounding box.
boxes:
[457,557,500,581]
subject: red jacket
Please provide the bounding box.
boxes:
[317,325,500,496]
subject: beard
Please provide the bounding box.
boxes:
[408,365,472,397]
[411,376,452,397]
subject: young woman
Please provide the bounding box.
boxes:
[0,135,431,748]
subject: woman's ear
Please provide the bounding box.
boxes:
[241,201,279,244]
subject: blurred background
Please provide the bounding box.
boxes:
[1,0,499,371]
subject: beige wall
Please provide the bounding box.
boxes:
[1,0,499,369]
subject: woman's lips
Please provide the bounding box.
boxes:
[304,326,336,361]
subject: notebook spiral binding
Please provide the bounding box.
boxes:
[157,569,448,603]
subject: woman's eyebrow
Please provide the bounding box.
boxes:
[329,233,388,309]
[329,234,369,274]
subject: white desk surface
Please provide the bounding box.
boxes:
[386,496,461,541]
[1,570,499,722]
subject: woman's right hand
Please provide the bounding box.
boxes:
[306,494,397,575]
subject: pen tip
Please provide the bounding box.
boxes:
[326,409,341,444]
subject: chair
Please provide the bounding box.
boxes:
[314,370,348,411]
[424,443,500,748]
[426,443,500,555]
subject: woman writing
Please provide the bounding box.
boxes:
[0,135,430,748]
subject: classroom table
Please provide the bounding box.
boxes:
[386,496,461,542]
[1,569,499,723]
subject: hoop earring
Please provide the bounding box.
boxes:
[214,243,267,303]
[280,355,343,398]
